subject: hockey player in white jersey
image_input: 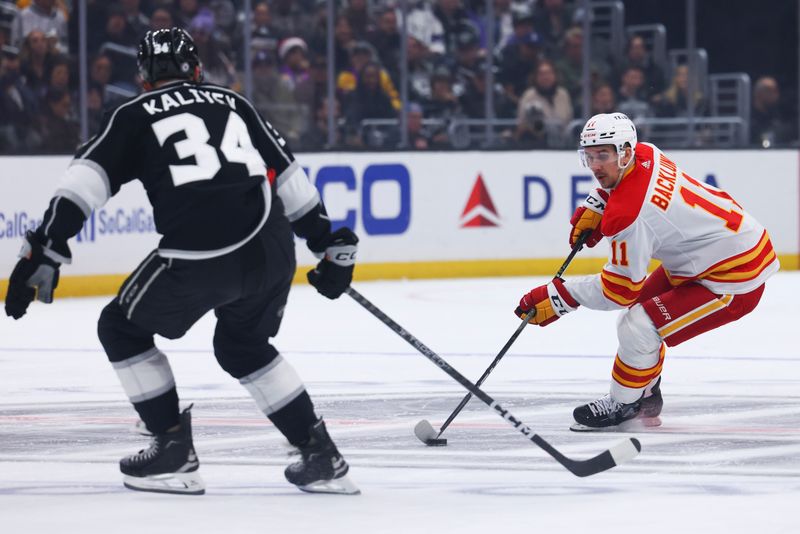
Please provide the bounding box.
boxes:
[514,113,779,430]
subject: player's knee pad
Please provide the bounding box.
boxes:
[616,304,663,369]
[97,300,156,363]
[238,355,306,416]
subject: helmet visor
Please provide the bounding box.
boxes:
[577,148,616,168]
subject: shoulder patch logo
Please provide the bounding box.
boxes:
[461,174,500,228]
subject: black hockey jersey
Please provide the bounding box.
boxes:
[44,81,328,260]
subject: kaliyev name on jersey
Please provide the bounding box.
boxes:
[141,87,237,116]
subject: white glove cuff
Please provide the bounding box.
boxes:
[547,282,578,316]
[582,189,608,215]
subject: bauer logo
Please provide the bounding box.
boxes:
[460,174,500,228]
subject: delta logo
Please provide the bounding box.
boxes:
[460,174,501,228]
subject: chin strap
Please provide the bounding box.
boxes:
[614,149,635,184]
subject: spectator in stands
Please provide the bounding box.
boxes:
[300,95,342,150]
[451,20,482,86]
[498,30,542,107]
[249,2,281,55]
[516,59,573,132]
[343,60,397,148]
[406,102,432,150]
[424,66,459,120]
[120,0,150,39]
[251,47,299,145]
[10,0,68,54]
[308,52,329,115]
[88,53,113,103]
[316,14,355,74]
[149,8,174,31]
[19,29,53,99]
[173,0,201,30]
[533,0,574,58]
[278,36,313,140]
[279,37,311,91]
[616,65,652,120]
[406,0,446,56]
[102,5,139,48]
[337,40,400,110]
[407,32,438,104]
[0,44,39,153]
[86,81,105,135]
[615,34,665,98]
[190,9,237,88]
[44,53,69,94]
[458,61,515,120]
[750,76,795,148]
[554,26,609,117]
[433,0,468,54]
[271,0,313,43]
[590,83,616,115]
[514,97,547,148]
[507,2,535,44]
[344,0,371,40]
[496,0,516,50]
[36,87,78,153]
[367,7,401,87]
[652,64,706,118]
[422,66,459,146]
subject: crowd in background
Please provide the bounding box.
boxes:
[0,0,797,153]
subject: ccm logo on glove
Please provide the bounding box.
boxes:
[570,188,609,248]
[308,227,359,299]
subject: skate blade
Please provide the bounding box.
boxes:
[295,474,361,495]
[123,471,206,495]
[570,416,662,433]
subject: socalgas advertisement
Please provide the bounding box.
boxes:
[1,150,798,295]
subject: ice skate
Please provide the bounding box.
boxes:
[120,406,205,495]
[285,419,360,495]
[571,377,663,432]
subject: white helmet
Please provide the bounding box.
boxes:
[579,113,637,153]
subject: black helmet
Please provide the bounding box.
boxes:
[137,27,202,85]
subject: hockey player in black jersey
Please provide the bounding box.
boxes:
[4,28,360,496]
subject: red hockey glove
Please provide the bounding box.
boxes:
[569,189,609,248]
[514,278,580,327]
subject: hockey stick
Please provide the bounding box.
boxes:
[345,285,641,478]
[416,231,592,446]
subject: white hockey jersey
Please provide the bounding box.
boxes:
[565,142,779,311]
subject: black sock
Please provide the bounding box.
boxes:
[268,391,318,446]
[132,388,180,434]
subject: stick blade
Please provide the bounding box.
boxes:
[414,419,447,446]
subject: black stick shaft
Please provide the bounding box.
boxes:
[435,231,591,437]
[345,284,637,477]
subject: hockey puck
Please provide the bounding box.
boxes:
[414,420,448,446]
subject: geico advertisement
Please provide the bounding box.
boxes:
[1,150,797,277]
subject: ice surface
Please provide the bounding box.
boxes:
[1,273,798,533]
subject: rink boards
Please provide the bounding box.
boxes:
[0,150,798,296]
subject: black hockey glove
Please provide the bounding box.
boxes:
[307,227,358,299]
[5,230,61,319]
